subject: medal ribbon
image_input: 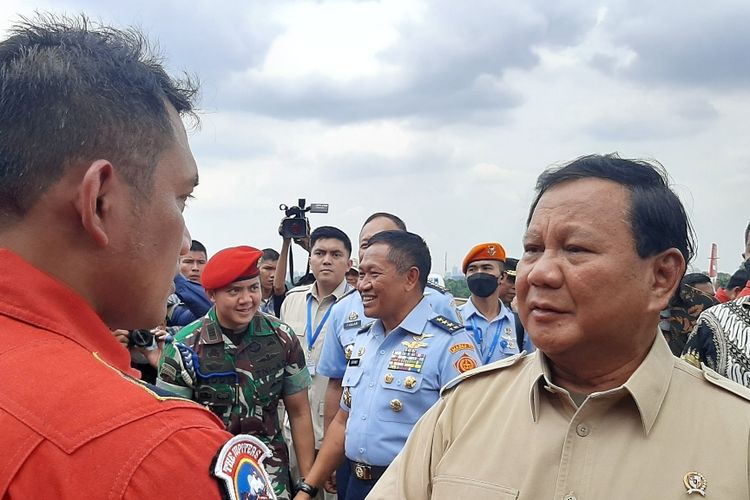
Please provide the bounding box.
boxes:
[306,295,334,351]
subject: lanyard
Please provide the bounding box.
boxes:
[306,295,334,351]
[470,316,507,364]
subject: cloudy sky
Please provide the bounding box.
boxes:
[2,1,748,276]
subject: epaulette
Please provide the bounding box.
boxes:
[441,352,526,395]
[335,287,358,303]
[426,281,450,295]
[286,284,313,295]
[357,321,375,334]
[702,365,750,402]
[429,315,463,334]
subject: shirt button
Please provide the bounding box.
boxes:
[563,494,577,500]
[359,448,365,453]
[361,415,366,420]
[576,424,589,437]
[369,382,374,387]
[379,350,386,355]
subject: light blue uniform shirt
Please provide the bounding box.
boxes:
[459,298,520,364]
[317,284,462,379]
[340,297,480,466]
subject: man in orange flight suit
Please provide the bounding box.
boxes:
[0,15,235,498]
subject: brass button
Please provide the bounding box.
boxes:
[390,399,403,412]
[404,376,417,389]
[384,373,394,384]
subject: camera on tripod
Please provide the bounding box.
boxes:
[279,199,328,239]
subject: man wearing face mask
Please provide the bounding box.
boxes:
[459,243,521,364]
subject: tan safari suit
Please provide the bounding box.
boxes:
[369,334,750,499]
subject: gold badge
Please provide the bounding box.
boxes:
[390,399,403,412]
[404,376,417,389]
[488,245,496,256]
[343,388,352,408]
[358,347,366,357]
[348,311,359,321]
[344,344,354,360]
[683,472,707,496]
[384,373,394,384]
[401,339,428,349]
[455,354,478,373]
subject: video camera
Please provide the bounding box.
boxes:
[278,199,328,239]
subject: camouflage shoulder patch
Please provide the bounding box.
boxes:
[441,352,526,395]
[429,315,463,334]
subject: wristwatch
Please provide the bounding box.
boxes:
[295,478,319,497]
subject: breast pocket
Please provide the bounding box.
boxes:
[432,476,519,499]
[377,372,425,424]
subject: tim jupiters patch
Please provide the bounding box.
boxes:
[212,434,277,500]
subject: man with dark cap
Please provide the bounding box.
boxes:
[497,257,518,309]
[158,246,316,499]
[459,242,520,364]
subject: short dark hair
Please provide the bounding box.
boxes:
[310,226,352,256]
[681,272,711,287]
[0,14,198,222]
[367,230,430,291]
[261,248,280,262]
[190,240,207,255]
[362,212,407,231]
[728,268,749,290]
[528,153,695,265]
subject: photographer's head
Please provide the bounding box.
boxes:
[202,246,264,331]
[359,230,430,332]
[309,226,352,294]
[0,15,199,330]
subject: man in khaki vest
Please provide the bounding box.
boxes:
[370,154,750,499]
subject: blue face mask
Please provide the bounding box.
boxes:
[467,272,499,298]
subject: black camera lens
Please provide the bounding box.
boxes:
[129,329,155,347]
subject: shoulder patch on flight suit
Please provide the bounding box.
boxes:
[429,315,463,334]
[357,321,375,334]
[426,281,449,294]
[336,287,358,303]
[702,365,750,402]
[440,352,526,396]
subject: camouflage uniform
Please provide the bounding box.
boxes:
[659,283,719,356]
[157,308,311,500]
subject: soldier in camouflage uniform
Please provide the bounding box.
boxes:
[157,246,315,499]
[660,278,719,356]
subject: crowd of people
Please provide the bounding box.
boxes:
[2,14,750,500]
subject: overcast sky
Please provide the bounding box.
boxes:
[2,1,748,276]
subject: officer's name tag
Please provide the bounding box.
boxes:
[344,320,362,329]
[348,358,361,367]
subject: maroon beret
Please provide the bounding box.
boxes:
[201,245,263,291]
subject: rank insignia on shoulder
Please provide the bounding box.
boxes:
[426,281,449,294]
[212,434,277,500]
[430,315,463,333]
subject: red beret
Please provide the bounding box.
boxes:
[201,246,263,291]
[462,242,506,273]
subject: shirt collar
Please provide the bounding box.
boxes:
[309,279,351,302]
[370,296,432,338]
[462,297,511,323]
[0,249,138,377]
[527,332,674,435]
